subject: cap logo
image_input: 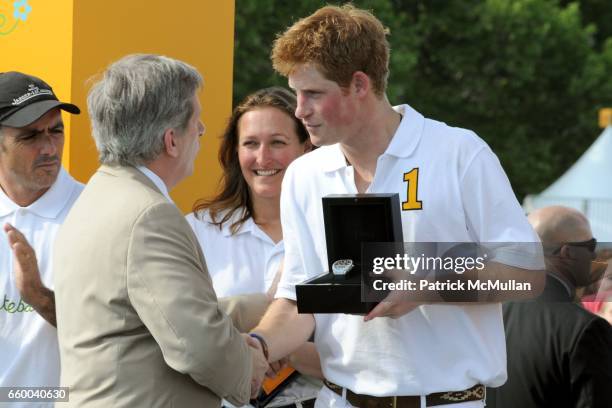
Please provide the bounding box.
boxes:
[12,83,53,106]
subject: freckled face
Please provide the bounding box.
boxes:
[289,64,357,147]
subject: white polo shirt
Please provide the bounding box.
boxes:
[277,104,541,397]
[186,210,283,296]
[0,168,83,407]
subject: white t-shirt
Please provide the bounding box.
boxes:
[277,104,541,397]
[185,210,283,296]
[0,169,83,408]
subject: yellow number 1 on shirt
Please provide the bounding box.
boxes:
[402,168,423,211]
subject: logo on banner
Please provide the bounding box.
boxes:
[0,0,32,36]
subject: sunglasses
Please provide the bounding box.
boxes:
[552,238,597,254]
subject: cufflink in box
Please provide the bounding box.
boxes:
[296,194,404,314]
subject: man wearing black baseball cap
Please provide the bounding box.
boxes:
[0,71,83,403]
[0,71,80,127]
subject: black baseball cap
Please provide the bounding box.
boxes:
[0,71,80,127]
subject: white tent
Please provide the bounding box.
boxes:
[523,126,612,243]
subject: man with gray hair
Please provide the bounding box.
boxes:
[54,54,268,407]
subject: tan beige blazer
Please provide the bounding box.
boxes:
[54,165,258,407]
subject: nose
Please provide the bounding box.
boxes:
[39,132,58,156]
[256,144,273,165]
[295,94,310,120]
[198,121,205,137]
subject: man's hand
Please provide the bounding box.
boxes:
[267,356,289,378]
[364,289,421,321]
[4,223,42,298]
[3,223,56,327]
[244,334,269,398]
[252,298,315,362]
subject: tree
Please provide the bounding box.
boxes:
[233,0,409,104]
[234,0,612,199]
[392,0,606,198]
[559,0,612,50]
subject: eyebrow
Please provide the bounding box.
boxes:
[15,121,64,138]
[241,132,290,139]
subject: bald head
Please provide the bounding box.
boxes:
[528,206,592,244]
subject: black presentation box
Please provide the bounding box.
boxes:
[296,193,404,314]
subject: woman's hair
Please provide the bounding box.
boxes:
[193,86,309,234]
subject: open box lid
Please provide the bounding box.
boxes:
[322,193,404,277]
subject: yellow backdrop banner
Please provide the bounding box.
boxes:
[0,0,234,213]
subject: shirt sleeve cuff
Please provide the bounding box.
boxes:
[274,284,297,301]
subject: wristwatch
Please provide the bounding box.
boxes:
[332,259,354,275]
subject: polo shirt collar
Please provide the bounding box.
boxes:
[385,104,425,158]
[221,211,255,237]
[220,211,277,245]
[320,103,425,173]
[319,144,349,173]
[0,168,78,218]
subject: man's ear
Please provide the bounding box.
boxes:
[351,71,371,98]
[559,244,571,259]
[163,128,180,158]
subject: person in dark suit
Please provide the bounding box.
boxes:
[487,206,612,408]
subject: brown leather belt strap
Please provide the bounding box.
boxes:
[323,381,485,408]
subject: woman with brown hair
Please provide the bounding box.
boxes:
[186,87,321,407]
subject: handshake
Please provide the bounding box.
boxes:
[243,333,283,399]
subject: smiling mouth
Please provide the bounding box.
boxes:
[254,169,282,176]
